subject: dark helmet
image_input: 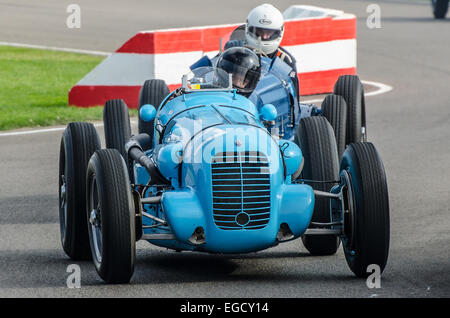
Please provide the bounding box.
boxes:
[216,47,261,96]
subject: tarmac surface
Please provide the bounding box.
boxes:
[0,0,449,297]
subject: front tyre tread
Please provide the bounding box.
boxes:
[87,149,135,284]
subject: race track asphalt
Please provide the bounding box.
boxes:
[0,0,449,297]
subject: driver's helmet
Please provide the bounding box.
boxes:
[216,47,261,97]
[245,3,285,55]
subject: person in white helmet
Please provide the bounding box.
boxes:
[226,3,299,98]
[192,4,299,97]
[227,4,295,63]
[245,4,285,55]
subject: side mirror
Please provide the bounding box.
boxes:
[140,104,156,122]
[260,104,277,122]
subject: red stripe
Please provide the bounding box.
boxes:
[282,17,356,46]
[68,85,142,108]
[299,67,356,95]
[116,17,355,54]
[117,32,155,55]
[69,68,356,108]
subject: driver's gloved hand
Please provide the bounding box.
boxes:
[224,40,245,50]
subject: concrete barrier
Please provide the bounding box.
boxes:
[69,5,356,108]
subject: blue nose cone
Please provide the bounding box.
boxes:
[140,104,156,122]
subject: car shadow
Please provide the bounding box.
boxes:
[123,249,356,286]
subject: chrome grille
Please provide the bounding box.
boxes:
[211,151,271,230]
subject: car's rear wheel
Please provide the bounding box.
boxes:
[340,142,390,278]
[294,117,341,255]
[334,75,366,145]
[103,99,131,160]
[59,122,100,260]
[138,79,170,142]
[86,149,135,283]
[432,0,449,19]
[321,94,347,159]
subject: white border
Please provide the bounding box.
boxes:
[0,42,111,56]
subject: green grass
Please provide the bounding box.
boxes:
[0,46,107,131]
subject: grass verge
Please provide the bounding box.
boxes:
[0,46,108,131]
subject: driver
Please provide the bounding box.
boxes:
[245,4,286,57]
[226,4,299,98]
[216,47,261,97]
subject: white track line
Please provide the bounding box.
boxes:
[0,42,111,56]
[0,81,392,137]
[0,124,103,137]
[0,120,138,137]
[302,80,393,104]
[360,80,393,97]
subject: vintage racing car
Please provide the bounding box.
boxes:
[58,66,389,284]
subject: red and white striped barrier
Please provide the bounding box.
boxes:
[69,5,356,108]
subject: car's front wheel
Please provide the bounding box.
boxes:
[340,142,390,278]
[59,122,100,260]
[86,149,136,284]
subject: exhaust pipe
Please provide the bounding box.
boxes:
[125,134,169,185]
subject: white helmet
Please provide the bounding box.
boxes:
[245,3,285,55]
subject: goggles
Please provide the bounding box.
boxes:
[248,26,282,41]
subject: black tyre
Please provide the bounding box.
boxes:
[86,149,136,283]
[59,122,101,260]
[321,94,347,159]
[432,0,449,19]
[294,117,341,255]
[103,99,131,160]
[340,142,390,278]
[138,79,170,141]
[334,75,366,145]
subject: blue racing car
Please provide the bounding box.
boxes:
[59,56,389,284]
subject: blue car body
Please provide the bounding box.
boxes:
[133,50,319,254]
[135,88,315,254]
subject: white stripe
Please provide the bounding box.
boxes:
[0,41,111,56]
[283,5,344,20]
[0,127,67,136]
[0,124,101,137]
[0,120,138,137]
[286,39,357,73]
[154,51,204,84]
[76,53,155,86]
[76,39,356,86]
[77,51,204,86]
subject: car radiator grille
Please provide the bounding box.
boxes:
[211,151,271,230]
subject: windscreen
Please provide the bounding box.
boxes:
[183,67,231,90]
